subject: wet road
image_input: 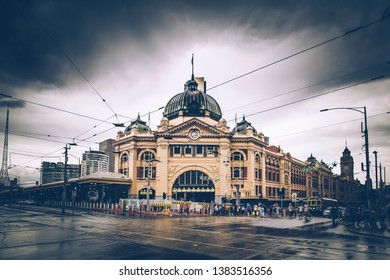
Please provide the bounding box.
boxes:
[1,205,389,260]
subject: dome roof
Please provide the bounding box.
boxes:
[124,114,150,133]
[163,78,222,121]
[232,116,257,134]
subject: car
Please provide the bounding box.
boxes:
[23,199,36,205]
[323,207,332,218]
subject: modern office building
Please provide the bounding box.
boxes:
[40,161,80,184]
[99,139,115,172]
[114,72,360,204]
[81,150,109,177]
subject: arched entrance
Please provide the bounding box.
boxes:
[172,170,215,202]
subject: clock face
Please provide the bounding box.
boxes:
[189,129,199,139]
[343,166,350,172]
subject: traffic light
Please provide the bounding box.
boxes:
[163,192,166,199]
[71,182,78,191]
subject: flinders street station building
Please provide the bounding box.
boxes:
[114,72,361,205]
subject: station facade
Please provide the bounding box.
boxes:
[114,73,361,205]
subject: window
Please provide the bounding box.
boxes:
[207,146,218,156]
[255,168,262,180]
[231,152,244,161]
[185,145,192,155]
[196,145,203,154]
[140,151,155,161]
[137,167,156,179]
[255,185,262,196]
[174,146,181,154]
[121,153,128,162]
[138,151,157,179]
[233,167,241,178]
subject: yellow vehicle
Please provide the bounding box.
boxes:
[306,196,337,216]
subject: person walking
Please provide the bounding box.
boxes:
[331,206,338,227]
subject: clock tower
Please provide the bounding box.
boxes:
[340,146,354,180]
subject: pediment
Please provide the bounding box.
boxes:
[156,118,231,139]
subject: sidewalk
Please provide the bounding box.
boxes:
[248,216,390,239]
[345,224,390,239]
[246,216,332,228]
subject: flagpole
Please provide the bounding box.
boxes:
[191,53,194,80]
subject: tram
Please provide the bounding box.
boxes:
[306,196,338,216]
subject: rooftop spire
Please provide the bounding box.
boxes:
[191,53,194,80]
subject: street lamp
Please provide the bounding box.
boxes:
[61,142,77,214]
[145,151,159,214]
[320,106,371,207]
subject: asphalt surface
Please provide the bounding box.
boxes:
[1,205,389,260]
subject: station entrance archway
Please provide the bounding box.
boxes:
[171,170,215,203]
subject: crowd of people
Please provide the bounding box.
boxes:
[213,202,311,219]
[343,204,390,229]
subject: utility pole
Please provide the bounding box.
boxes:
[320,106,371,207]
[146,152,151,214]
[61,143,77,214]
[0,106,11,189]
[379,163,383,206]
[373,151,378,190]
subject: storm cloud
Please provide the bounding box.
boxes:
[1,0,389,92]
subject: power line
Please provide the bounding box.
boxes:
[227,74,389,123]
[207,12,390,92]
[10,131,91,148]
[224,61,390,113]
[30,13,121,123]
[0,93,115,125]
[272,112,390,139]
[9,130,98,145]
[73,114,116,140]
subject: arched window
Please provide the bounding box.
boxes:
[121,153,128,162]
[233,167,241,178]
[231,152,244,161]
[137,151,157,179]
[140,151,155,161]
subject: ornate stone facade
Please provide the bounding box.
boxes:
[114,74,360,204]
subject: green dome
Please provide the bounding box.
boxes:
[124,114,150,133]
[232,116,257,134]
[163,78,222,121]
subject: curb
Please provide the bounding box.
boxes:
[346,227,390,239]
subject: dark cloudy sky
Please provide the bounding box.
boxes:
[1,0,389,186]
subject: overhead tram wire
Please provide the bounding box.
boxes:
[30,13,122,125]
[73,114,117,140]
[10,131,91,148]
[207,11,390,92]
[77,107,164,143]
[226,74,390,123]
[0,93,117,125]
[272,111,390,139]
[224,60,390,113]
[9,130,98,145]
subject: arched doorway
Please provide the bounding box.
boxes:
[172,170,215,202]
